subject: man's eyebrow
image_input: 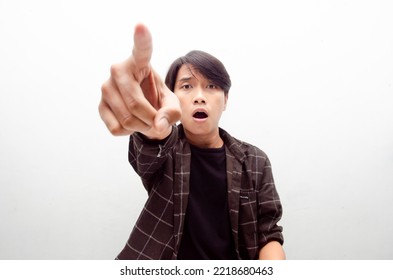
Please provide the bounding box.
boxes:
[176,76,192,84]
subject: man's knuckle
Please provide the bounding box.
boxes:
[108,123,124,136]
[98,102,106,116]
[101,81,111,96]
[126,97,139,110]
[110,63,123,78]
[120,114,133,127]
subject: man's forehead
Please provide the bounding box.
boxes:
[176,64,205,82]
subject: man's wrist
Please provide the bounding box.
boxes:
[138,126,173,144]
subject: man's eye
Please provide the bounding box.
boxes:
[207,84,217,89]
[181,84,192,89]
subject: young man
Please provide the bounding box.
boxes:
[99,24,285,260]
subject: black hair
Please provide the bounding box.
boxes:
[165,50,231,95]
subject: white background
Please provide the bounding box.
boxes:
[0,0,392,260]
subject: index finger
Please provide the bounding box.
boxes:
[132,23,153,71]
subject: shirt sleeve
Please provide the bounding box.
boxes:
[128,126,178,192]
[257,155,284,248]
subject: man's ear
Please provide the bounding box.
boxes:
[223,94,228,111]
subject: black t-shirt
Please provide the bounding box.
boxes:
[177,144,237,259]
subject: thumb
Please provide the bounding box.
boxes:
[154,96,182,133]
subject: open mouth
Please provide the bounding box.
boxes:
[193,111,208,119]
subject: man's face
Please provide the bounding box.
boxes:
[174,64,228,138]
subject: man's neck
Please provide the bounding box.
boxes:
[184,129,223,149]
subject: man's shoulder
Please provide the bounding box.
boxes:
[220,128,269,160]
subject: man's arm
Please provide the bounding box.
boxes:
[99,24,181,139]
[255,154,285,260]
[258,241,286,260]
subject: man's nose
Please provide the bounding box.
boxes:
[193,88,206,104]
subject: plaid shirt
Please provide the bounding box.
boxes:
[116,125,283,260]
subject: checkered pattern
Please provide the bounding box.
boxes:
[116,125,283,260]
